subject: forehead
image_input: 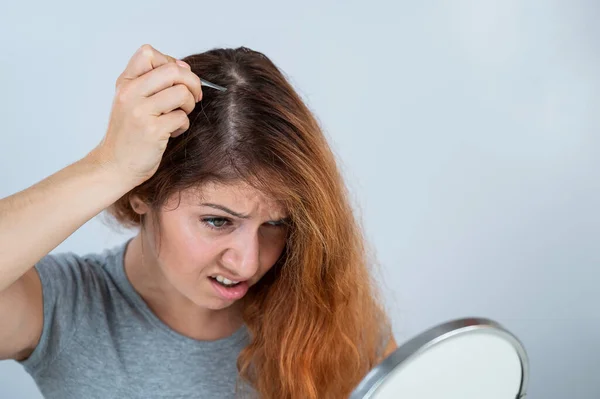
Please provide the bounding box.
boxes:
[172,181,287,213]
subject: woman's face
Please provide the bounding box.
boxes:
[140,180,289,310]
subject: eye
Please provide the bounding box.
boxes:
[202,217,231,230]
[266,220,286,228]
[266,218,290,229]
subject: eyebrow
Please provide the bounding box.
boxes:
[200,203,250,219]
[200,203,289,223]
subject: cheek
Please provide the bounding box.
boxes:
[259,233,287,272]
[157,215,217,275]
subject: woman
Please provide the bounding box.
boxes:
[0,44,397,398]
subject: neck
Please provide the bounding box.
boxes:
[123,234,244,341]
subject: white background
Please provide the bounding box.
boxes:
[1,1,598,398]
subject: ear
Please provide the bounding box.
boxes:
[130,194,150,215]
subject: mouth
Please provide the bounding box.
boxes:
[209,274,248,287]
[209,275,242,287]
[208,276,249,300]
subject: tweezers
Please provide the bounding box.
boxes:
[200,78,227,92]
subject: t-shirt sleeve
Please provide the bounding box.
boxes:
[18,252,92,375]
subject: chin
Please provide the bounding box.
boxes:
[186,291,236,310]
[205,297,238,310]
[214,300,236,309]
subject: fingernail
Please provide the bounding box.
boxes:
[176,60,191,69]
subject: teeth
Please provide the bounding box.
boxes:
[214,275,239,285]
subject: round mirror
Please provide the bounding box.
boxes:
[350,318,529,399]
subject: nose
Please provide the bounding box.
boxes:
[220,228,260,280]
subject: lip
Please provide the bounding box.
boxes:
[209,277,249,300]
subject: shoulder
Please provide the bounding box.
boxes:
[18,241,130,373]
[31,242,127,321]
[35,241,127,292]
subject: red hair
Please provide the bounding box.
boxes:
[107,47,393,398]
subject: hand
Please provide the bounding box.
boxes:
[89,44,203,187]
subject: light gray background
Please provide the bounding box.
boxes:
[1,0,598,398]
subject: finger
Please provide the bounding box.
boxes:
[157,109,190,137]
[117,44,178,86]
[145,84,196,116]
[133,61,203,103]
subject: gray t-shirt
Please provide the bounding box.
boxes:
[18,239,256,398]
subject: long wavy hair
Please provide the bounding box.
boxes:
[107,46,393,398]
